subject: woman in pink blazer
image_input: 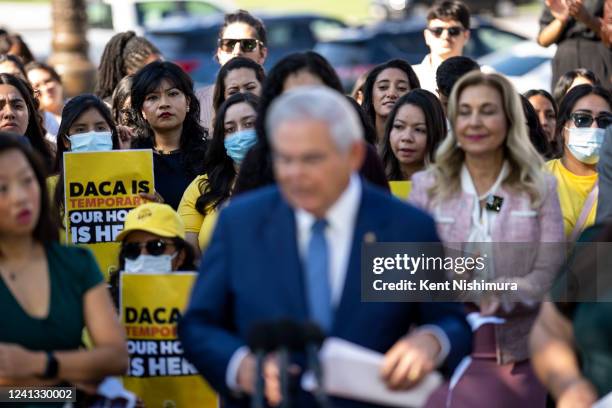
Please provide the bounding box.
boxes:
[410,71,565,408]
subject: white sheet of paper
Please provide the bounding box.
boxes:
[313,337,443,407]
[593,391,612,408]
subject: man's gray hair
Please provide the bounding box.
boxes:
[265,86,364,152]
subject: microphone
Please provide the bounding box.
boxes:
[303,322,330,408]
[275,320,304,408]
[247,322,276,408]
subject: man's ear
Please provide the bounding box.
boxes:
[258,47,268,65]
[423,28,432,48]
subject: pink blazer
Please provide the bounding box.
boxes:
[409,170,565,364]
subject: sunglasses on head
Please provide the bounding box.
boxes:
[122,239,174,260]
[427,26,465,37]
[570,112,612,129]
[218,38,261,53]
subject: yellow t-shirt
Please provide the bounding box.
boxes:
[389,180,412,201]
[178,175,218,251]
[545,159,597,238]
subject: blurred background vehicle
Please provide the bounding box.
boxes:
[8,0,545,92]
[314,16,528,91]
[478,40,556,92]
[87,0,232,33]
[145,12,347,85]
[369,0,533,20]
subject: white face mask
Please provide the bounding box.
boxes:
[566,127,605,164]
[70,131,113,152]
[124,253,176,273]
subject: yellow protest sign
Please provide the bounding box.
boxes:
[120,273,218,408]
[63,150,154,278]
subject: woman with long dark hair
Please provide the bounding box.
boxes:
[381,89,446,199]
[179,92,258,253]
[49,94,121,231]
[361,59,421,147]
[234,51,389,195]
[0,133,127,395]
[0,73,52,170]
[212,56,264,114]
[131,61,208,210]
[545,84,611,240]
[521,94,554,159]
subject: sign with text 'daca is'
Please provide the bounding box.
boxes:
[120,272,218,408]
[64,150,154,279]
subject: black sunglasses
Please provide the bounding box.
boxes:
[122,239,174,260]
[427,26,465,37]
[570,112,612,129]
[218,38,261,53]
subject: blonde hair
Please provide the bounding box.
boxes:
[428,71,547,207]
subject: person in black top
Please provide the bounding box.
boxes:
[537,0,611,89]
[131,61,208,210]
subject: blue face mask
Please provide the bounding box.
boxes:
[224,129,257,165]
[70,131,113,152]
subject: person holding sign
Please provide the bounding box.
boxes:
[178,92,259,254]
[131,61,208,210]
[0,134,128,397]
[109,202,196,304]
[49,94,122,230]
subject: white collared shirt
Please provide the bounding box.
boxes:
[412,54,439,95]
[294,173,361,307]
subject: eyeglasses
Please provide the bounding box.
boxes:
[122,239,174,260]
[427,26,466,37]
[218,38,261,53]
[569,112,612,129]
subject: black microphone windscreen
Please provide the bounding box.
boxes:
[303,322,325,347]
[247,322,276,351]
[275,319,305,351]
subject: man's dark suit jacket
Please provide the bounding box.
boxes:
[179,181,472,407]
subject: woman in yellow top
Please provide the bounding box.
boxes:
[47,94,124,242]
[178,93,259,254]
[380,89,446,200]
[545,84,611,240]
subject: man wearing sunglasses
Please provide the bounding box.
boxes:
[196,9,268,131]
[412,0,471,95]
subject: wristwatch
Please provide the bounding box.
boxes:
[41,351,59,379]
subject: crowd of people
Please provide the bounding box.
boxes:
[0,0,611,407]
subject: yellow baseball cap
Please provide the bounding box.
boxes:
[116,203,186,241]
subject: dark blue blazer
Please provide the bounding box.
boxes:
[179,182,472,407]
